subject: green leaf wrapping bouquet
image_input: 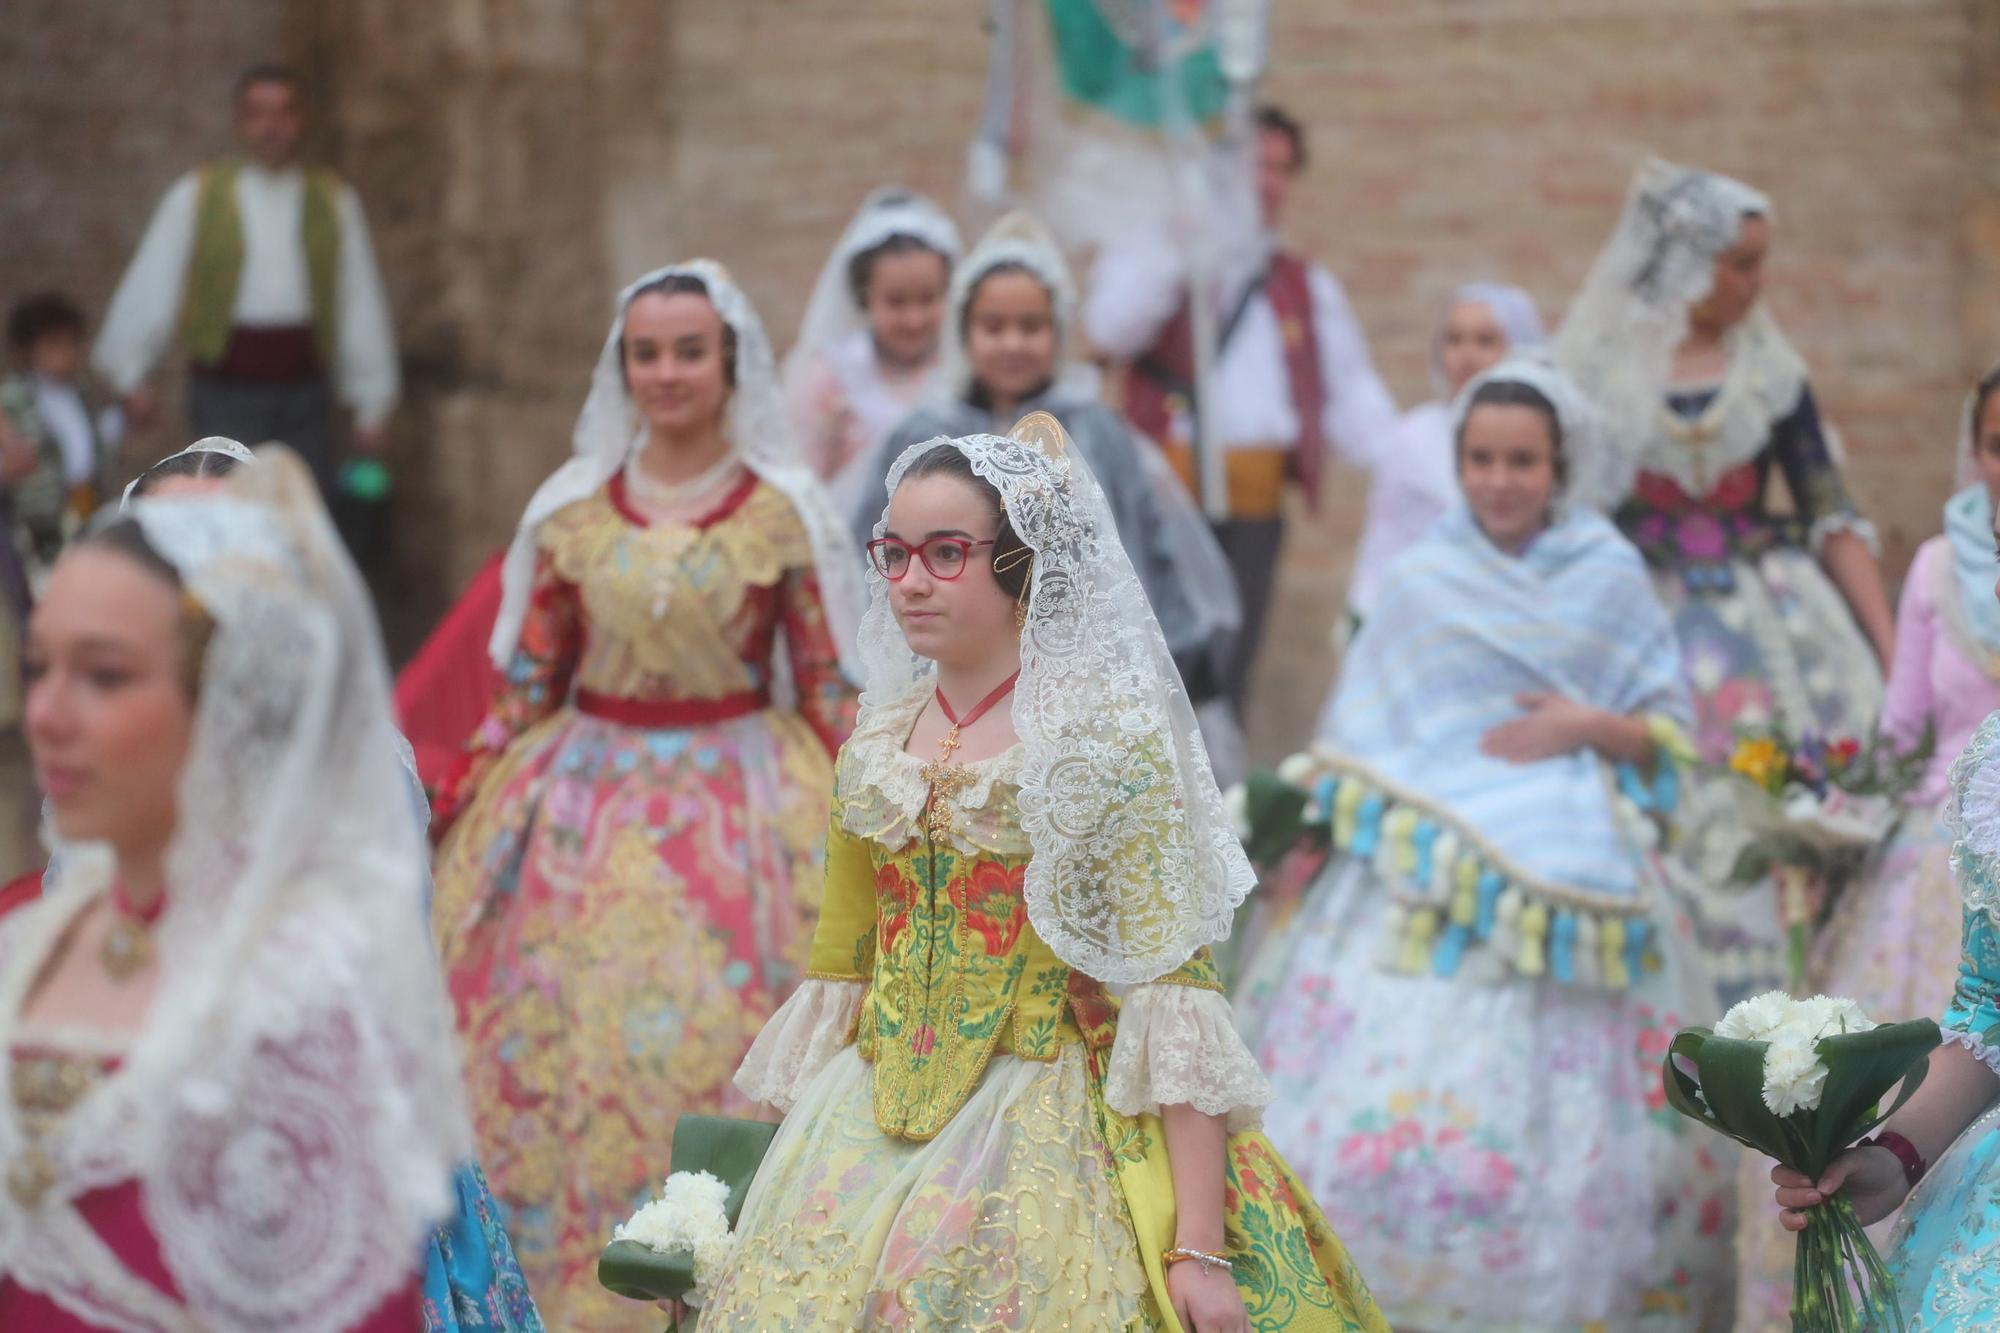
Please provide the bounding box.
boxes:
[598,1115,778,1328]
[1660,992,1939,1331]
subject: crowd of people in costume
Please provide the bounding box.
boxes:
[4,59,2000,1333]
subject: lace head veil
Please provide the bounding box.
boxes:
[861,413,1253,984]
[0,446,469,1332]
[782,188,962,393]
[489,260,865,682]
[937,211,1097,404]
[119,436,260,507]
[1450,353,1611,521]
[1429,282,1547,397]
[1552,158,1774,508]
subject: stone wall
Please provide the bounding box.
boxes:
[2,0,1991,758]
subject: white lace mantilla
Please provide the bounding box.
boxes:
[1103,983,1273,1131]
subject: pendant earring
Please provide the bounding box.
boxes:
[995,547,1034,631]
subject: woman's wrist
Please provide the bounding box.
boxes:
[1173,1225,1227,1253]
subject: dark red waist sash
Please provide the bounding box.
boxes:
[191,325,321,382]
[574,688,769,728]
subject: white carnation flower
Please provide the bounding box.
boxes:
[1761,1031,1831,1116]
[611,1169,738,1305]
[1715,989,1793,1042]
[1794,994,1876,1041]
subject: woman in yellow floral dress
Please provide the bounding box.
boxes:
[696,414,1384,1332]
[427,262,862,1329]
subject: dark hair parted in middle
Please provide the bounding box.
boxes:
[897,445,1034,601]
[623,273,739,388]
[1454,378,1568,492]
[847,232,951,308]
[127,448,246,500]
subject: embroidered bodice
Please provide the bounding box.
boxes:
[761,688,1254,1142]
[433,472,856,828]
[1617,381,1870,579]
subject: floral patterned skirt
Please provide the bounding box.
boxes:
[430,704,833,1331]
[698,1044,1387,1332]
[1237,858,1737,1331]
[1647,545,1883,1005]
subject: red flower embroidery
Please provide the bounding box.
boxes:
[910,1023,937,1056]
[950,860,1027,956]
[876,862,918,952]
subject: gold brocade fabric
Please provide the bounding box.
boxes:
[430,478,855,1330]
[543,482,813,700]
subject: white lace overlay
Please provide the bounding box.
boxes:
[0,451,468,1332]
[1103,984,1272,1131]
[734,979,866,1114]
[1940,1026,2000,1078]
[1947,710,2000,922]
[859,418,1255,984]
[836,685,1028,857]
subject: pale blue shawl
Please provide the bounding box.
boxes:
[1320,504,1690,899]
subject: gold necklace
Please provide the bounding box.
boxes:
[917,672,1019,843]
[99,881,163,981]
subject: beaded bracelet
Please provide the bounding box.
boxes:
[1163,1247,1234,1278]
[1860,1130,1927,1188]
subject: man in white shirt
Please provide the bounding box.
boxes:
[1083,105,1399,711]
[93,64,399,493]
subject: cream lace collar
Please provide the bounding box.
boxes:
[837,684,1029,856]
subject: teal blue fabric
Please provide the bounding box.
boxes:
[1885,710,2000,1327]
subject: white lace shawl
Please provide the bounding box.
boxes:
[0,453,468,1332]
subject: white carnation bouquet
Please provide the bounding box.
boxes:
[1662,991,1939,1331]
[602,1169,740,1328]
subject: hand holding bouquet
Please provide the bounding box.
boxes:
[1661,991,1939,1330]
[599,1114,777,1330]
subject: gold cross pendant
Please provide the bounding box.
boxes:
[920,759,974,843]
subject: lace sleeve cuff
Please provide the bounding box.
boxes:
[733,978,865,1113]
[1808,511,1880,557]
[1103,983,1274,1131]
[1940,1025,2000,1078]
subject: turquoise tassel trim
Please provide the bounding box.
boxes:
[1254,750,1664,991]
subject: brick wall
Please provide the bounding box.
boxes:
[4,0,1991,757]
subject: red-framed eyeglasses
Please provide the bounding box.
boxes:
[867,535,996,581]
